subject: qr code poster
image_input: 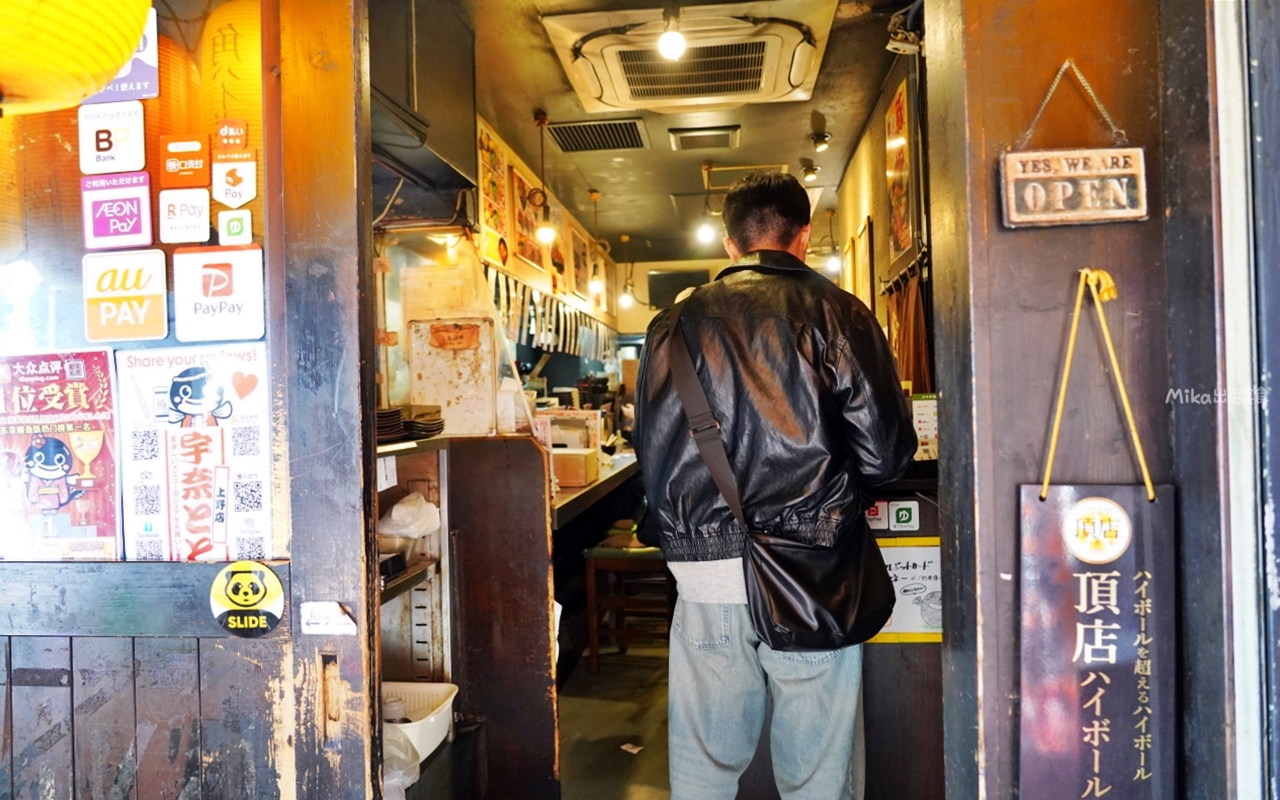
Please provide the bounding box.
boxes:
[0,351,123,561]
[115,343,272,562]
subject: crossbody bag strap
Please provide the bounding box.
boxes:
[666,300,749,530]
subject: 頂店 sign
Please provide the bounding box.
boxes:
[1001,147,1147,228]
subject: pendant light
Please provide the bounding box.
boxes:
[0,0,150,115]
[588,189,605,295]
[618,234,636,309]
[533,111,557,244]
[658,0,686,61]
[695,161,719,244]
[824,210,841,273]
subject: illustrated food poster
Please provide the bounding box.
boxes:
[115,343,272,561]
[0,351,122,561]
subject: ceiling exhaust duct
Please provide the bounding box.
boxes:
[546,119,650,152]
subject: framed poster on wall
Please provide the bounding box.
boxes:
[549,206,568,295]
[856,216,875,316]
[885,78,914,268]
[478,123,509,266]
[571,230,590,300]
[511,167,543,268]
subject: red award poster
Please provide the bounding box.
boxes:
[0,351,122,560]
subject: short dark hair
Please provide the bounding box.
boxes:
[721,171,812,252]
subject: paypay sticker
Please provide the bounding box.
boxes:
[173,245,265,342]
[210,561,284,638]
[78,101,145,175]
[82,249,168,342]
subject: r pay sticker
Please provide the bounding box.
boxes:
[159,188,211,244]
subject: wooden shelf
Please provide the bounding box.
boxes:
[376,436,449,457]
[380,558,439,605]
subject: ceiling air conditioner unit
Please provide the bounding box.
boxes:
[543,1,838,114]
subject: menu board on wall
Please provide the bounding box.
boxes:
[115,343,272,562]
[478,123,509,266]
[0,351,122,561]
[867,537,942,643]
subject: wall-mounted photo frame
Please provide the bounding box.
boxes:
[855,216,875,318]
[571,230,591,300]
[510,166,543,269]
[885,77,916,270]
[883,57,922,274]
[477,123,508,266]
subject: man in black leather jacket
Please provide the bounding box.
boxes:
[634,172,917,799]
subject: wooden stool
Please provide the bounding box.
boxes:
[584,545,675,674]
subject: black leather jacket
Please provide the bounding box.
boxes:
[634,250,917,561]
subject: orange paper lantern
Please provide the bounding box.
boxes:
[0,0,150,115]
[0,118,23,263]
[200,0,262,152]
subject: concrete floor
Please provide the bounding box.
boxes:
[558,644,672,800]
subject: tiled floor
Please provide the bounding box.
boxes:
[558,645,672,800]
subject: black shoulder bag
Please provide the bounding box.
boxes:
[666,301,896,652]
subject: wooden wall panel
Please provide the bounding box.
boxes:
[11,638,72,800]
[200,639,285,800]
[0,639,10,800]
[72,639,136,800]
[134,639,201,800]
[449,438,557,799]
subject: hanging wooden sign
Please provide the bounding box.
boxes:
[1001,147,1147,227]
[1019,485,1174,799]
[1020,269,1173,797]
[1002,59,1147,229]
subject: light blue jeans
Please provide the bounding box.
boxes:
[668,598,865,800]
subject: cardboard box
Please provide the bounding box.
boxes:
[553,448,599,488]
[621,359,640,393]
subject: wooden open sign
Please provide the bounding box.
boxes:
[429,323,481,351]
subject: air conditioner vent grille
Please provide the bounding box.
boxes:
[617,41,767,100]
[547,119,649,152]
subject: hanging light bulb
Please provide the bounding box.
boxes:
[658,1,685,60]
[589,275,605,295]
[826,250,842,273]
[697,221,717,244]
[619,284,636,309]
[536,206,556,244]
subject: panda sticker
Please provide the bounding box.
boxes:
[167,366,232,427]
[24,434,84,517]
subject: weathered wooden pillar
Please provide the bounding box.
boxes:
[926,0,1231,796]
[278,0,378,796]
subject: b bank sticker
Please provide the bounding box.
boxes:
[210,560,285,638]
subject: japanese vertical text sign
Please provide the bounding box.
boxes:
[1019,485,1174,799]
[115,343,272,562]
[0,351,122,561]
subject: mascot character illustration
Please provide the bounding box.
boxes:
[167,367,232,427]
[24,434,84,523]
